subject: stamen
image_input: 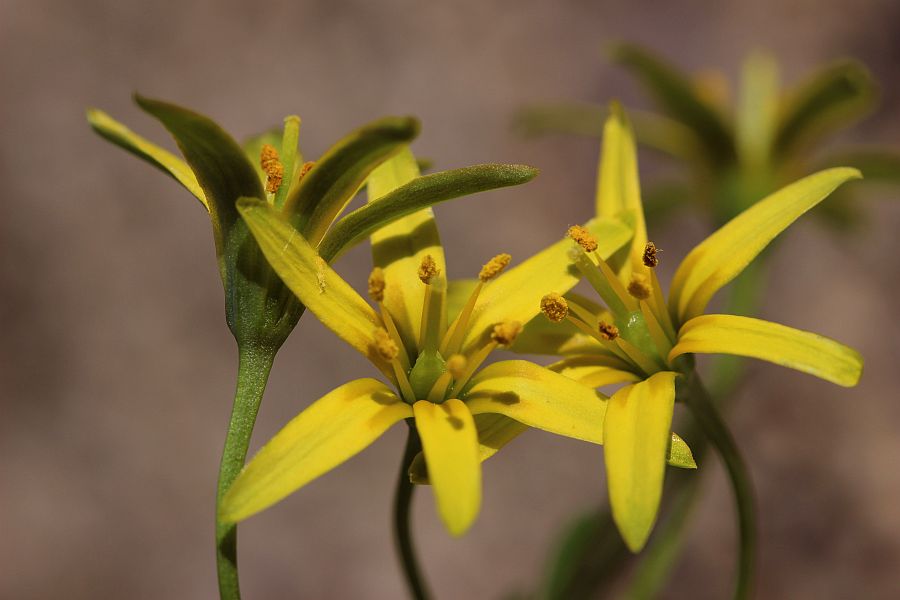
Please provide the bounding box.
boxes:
[479,253,511,282]
[446,354,467,380]
[616,337,663,376]
[627,274,651,300]
[298,161,315,180]
[426,372,453,404]
[540,293,569,322]
[374,328,416,402]
[418,265,446,353]
[598,321,620,341]
[639,300,674,358]
[418,254,439,284]
[490,321,522,346]
[274,115,301,208]
[643,242,660,268]
[568,225,599,252]
[373,328,399,361]
[368,267,386,303]
[260,144,284,194]
[571,250,635,317]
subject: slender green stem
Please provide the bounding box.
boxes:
[215,343,276,600]
[393,423,431,600]
[682,373,756,600]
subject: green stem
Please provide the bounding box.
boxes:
[393,424,431,600]
[215,343,276,600]
[681,373,756,600]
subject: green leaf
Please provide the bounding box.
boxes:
[318,163,538,262]
[86,108,207,208]
[774,60,876,160]
[611,43,735,165]
[816,148,900,184]
[512,103,607,138]
[284,116,420,246]
[736,51,779,170]
[135,95,265,259]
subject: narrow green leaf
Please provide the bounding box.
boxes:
[736,51,779,170]
[135,95,265,258]
[284,116,420,245]
[319,164,538,262]
[816,148,900,184]
[86,108,207,207]
[611,43,735,164]
[774,60,876,160]
[513,103,607,138]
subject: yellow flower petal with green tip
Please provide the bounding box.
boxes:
[668,167,861,323]
[407,414,527,485]
[463,360,608,444]
[460,217,632,355]
[596,103,647,276]
[237,198,391,376]
[87,108,207,208]
[220,379,410,523]
[668,433,698,469]
[604,371,677,552]
[670,314,863,387]
[549,354,640,388]
[369,149,446,352]
[413,399,481,536]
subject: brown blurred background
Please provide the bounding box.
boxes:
[2,0,899,598]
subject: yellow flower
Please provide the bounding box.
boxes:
[538,106,864,552]
[219,149,636,536]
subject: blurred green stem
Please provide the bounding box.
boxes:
[215,344,276,600]
[681,373,756,600]
[394,424,431,600]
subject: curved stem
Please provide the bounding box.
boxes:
[682,373,756,600]
[393,424,431,600]
[215,344,276,600]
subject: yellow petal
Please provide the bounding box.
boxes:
[668,168,862,323]
[604,372,677,552]
[595,103,647,276]
[220,379,410,523]
[670,314,863,387]
[408,414,527,485]
[460,217,632,355]
[413,399,481,536]
[549,354,640,388]
[368,149,446,352]
[237,198,391,375]
[463,360,608,444]
[86,108,208,208]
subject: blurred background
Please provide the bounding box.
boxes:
[2,0,899,598]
